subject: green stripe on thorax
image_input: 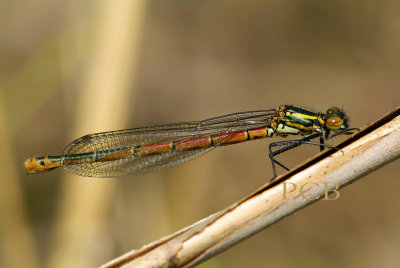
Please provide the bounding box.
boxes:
[285,105,320,117]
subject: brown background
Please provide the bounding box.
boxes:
[1,0,399,267]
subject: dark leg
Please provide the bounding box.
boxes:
[268,133,336,180]
[326,127,359,140]
[319,135,325,151]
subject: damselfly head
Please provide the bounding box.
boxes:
[324,107,349,131]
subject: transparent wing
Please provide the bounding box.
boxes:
[62,109,275,177]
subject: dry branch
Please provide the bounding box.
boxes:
[102,106,400,268]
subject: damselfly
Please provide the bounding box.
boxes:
[24,105,356,179]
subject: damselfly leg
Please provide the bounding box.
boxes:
[325,128,359,140]
[268,133,337,180]
[268,126,359,180]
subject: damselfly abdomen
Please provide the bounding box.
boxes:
[24,105,356,179]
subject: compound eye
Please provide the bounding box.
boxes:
[325,116,343,130]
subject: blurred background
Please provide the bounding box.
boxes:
[1,0,400,267]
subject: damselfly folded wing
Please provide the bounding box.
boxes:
[62,110,276,177]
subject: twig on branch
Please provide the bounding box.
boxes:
[102,106,400,268]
